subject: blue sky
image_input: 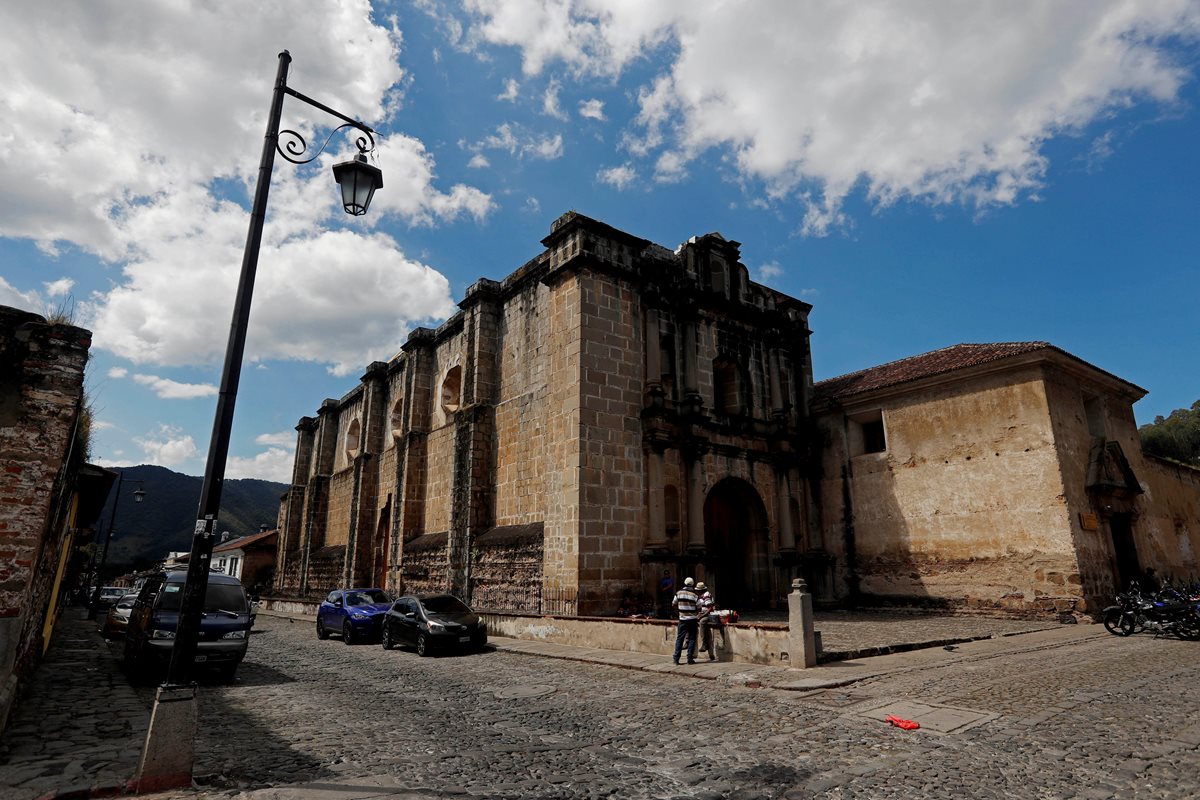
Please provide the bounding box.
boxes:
[2,1,1198,484]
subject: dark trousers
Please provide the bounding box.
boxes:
[673,618,698,662]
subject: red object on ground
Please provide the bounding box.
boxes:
[885,715,920,730]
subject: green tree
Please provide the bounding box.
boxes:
[1139,400,1200,466]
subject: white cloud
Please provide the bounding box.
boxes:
[465,1,1200,233]
[597,164,637,190]
[134,424,198,468]
[132,373,218,400]
[469,123,564,161]
[92,420,116,431]
[578,98,606,120]
[44,278,75,297]
[531,133,564,160]
[1,2,493,374]
[255,432,297,448]
[226,447,295,482]
[525,196,542,214]
[542,80,568,119]
[93,226,459,377]
[468,153,491,168]
[107,367,128,379]
[0,277,43,313]
[755,262,784,283]
[498,78,520,101]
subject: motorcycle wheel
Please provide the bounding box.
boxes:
[1103,609,1135,637]
[1175,617,1200,641]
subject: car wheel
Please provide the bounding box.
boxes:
[381,624,394,650]
[316,617,329,640]
[343,620,355,645]
[416,633,429,657]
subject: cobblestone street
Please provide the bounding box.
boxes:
[3,612,1199,800]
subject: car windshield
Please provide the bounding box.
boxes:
[346,589,390,606]
[156,581,248,613]
[421,596,471,614]
[100,588,123,598]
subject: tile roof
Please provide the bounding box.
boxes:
[813,342,1054,401]
[213,527,278,553]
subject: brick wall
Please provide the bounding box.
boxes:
[0,306,91,729]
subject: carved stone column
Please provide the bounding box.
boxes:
[645,444,668,550]
[685,446,707,553]
[776,467,796,552]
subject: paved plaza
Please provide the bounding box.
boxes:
[2,609,1198,799]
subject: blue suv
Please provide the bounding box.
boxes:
[316,588,392,644]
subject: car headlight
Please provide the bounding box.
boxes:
[222,630,248,639]
[150,629,176,640]
[427,621,445,631]
[351,612,369,620]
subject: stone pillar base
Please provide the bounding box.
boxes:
[133,683,197,793]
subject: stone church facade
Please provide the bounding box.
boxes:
[274,212,1200,617]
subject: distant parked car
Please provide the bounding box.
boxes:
[98,593,139,638]
[123,569,252,683]
[381,594,487,656]
[94,586,126,610]
[316,588,392,644]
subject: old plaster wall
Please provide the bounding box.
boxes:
[1042,365,1138,608]
[1138,458,1200,576]
[820,366,1082,612]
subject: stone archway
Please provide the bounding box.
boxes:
[703,477,771,610]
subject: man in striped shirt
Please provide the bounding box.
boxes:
[672,577,699,665]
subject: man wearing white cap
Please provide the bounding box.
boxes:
[671,577,699,665]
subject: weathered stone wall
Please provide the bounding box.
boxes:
[818,364,1081,614]
[540,265,583,604]
[493,281,550,526]
[0,306,91,728]
[422,425,455,535]
[574,270,646,614]
[400,533,448,596]
[323,468,355,549]
[470,524,544,612]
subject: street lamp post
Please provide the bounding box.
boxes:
[134,51,383,792]
[86,471,145,620]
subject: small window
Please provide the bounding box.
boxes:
[345,418,362,460]
[851,410,886,456]
[1083,394,1105,438]
[441,366,462,415]
[862,420,886,453]
[713,358,742,415]
[390,396,405,439]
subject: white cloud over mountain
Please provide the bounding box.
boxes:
[463,0,1200,234]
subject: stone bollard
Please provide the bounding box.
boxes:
[787,577,817,668]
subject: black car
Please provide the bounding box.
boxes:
[381,594,487,656]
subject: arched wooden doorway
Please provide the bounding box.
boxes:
[703,477,771,610]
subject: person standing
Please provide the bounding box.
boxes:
[672,577,699,665]
[657,570,675,618]
[696,581,723,661]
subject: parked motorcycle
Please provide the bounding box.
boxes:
[1103,581,1200,640]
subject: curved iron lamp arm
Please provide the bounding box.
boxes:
[276,86,377,164]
